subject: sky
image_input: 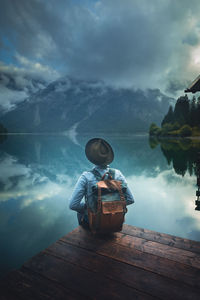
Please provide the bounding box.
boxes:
[1,0,200,110]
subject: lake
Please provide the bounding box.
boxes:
[0,133,200,278]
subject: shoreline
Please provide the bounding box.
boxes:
[149,135,200,140]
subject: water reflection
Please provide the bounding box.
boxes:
[195,153,200,211]
[0,134,7,144]
[0,134,200,278]
[149,137,200,211]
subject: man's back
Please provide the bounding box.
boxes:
[69,165,134,225]
[69,138,134,229]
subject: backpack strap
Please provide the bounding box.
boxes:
[92,168,115,181]
[91,169,102,181]
[109,168,115,179]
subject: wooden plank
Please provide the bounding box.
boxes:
[23,251,154,300]
[0,287,20,300]
[113,232,200,269]
[0,268,83,300]
[46,240,200,300]
[122,224,200,254]
[2,225,200,300]
[61,226,200,289]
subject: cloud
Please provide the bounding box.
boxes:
[0,154,30,190]
[0,59,59,112]
[0,153,74,209]
[183,31,199,46]
[0,83,28,111]
[14,54,59,80]
[1,0,200,95]
[126,169,200,238]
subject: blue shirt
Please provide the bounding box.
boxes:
[69,165,134,215]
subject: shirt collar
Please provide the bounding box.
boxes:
[94,164,109,170]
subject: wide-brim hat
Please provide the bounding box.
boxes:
[85,138,114,165]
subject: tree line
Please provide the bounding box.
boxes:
[149,95,200,137]
[0,122,7,134]
[0,122,7,143]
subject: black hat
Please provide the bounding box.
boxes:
[85,138,114,165]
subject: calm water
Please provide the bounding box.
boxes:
[0,133,200,278]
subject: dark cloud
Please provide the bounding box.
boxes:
[0,61,58,112]
[183,32,199,46]
[1,0,200,94]
[166,78,190,94]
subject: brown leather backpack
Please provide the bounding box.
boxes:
[87,169,127,234]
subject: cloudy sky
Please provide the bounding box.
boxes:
[1,0,200,110]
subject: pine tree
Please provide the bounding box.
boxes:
[189,96,196,127]
[196,97,200,127]
[0,123,7,134]
[161,105,174,127]
[173,95,190,126]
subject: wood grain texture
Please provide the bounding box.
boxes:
[23,251,154,300]
[45,240,200,300]
[114,232,200,269]
[1,224,200,300]
[0,268,83,300]
[61,226,200,288]
[122,224,200,254]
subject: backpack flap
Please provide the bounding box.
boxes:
[102,200,125,214]
[97,179,125,192]
[88,168,127,233]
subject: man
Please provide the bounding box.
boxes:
[69,138,134,228]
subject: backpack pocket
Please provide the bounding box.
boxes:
[102,200,125,214]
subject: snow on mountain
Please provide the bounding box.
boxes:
[0,71,48,114]
[0,77,174,134]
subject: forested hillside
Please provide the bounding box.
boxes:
[149,95,200,137]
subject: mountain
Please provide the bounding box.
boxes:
[0,71,48,115]
[0,77,174,133]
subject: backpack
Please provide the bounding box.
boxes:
[87,168,127,234]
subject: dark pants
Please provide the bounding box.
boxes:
[77,212,90,230]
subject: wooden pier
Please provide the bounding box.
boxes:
[1,224,200,299]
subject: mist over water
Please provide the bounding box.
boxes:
[0,134,200,278]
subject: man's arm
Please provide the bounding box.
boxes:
[117,170,135,205]
[125,186,135,205]
[69,174,87,214]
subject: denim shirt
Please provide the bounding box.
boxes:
[69,165,134,216]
